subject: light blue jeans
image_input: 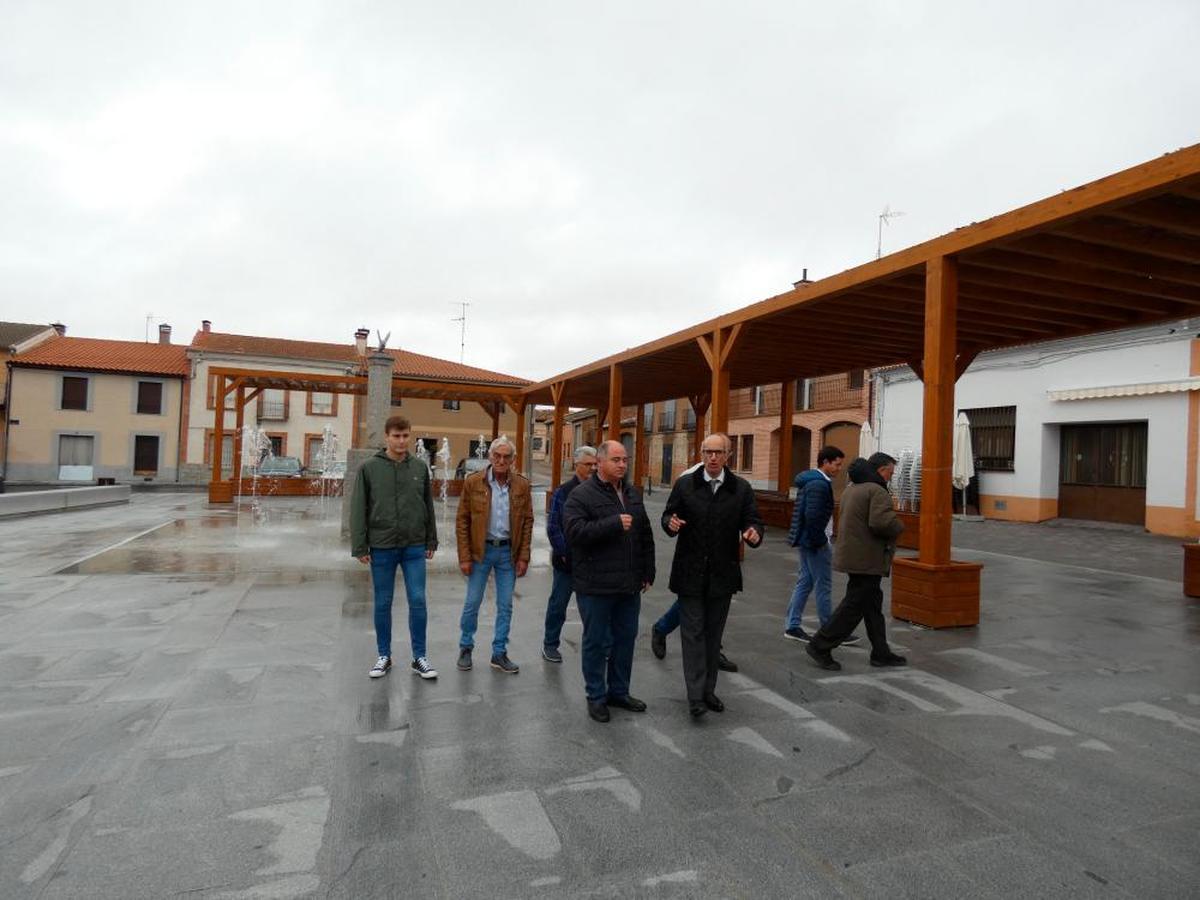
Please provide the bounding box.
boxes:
[459,542,516,656]
[369,545,427,659]
[785,542,833,630]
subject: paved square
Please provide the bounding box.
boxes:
[0,493,1196,898]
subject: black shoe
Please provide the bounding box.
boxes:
[870,652,907,667]
[689,701,707,718]
[607,694,647,712]
[542,646,563,664]
[717,652,738,672]
[784,626,811,643]
[457,646,473,671]
[703,692,724,712]
[588,701,610,723]
[651,627,666,660]
[490,653,520,674]
[805,643,842,671]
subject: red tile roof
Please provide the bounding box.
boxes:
[13,337,189,376]
[190,331,529,386]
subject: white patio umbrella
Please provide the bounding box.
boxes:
[952,412,975,515]
[858,422,878,459]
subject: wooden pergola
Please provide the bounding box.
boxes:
[207,365,530,502]
[524,142,1200,626]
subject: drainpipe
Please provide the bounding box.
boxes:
[175,374,186,483]
[1,359,13,487]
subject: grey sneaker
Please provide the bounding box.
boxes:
[841,633,862,646]
[457,647,473,671]
[411,657,438,680]
[369,656,391,679]
[490,653,520,674]
[784,626,810,643]
[542,646,563,664]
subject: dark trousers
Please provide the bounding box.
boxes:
[678,592,732,701]
[577,592,640,703]
[811,573,891,657]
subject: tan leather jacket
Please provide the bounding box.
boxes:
[455,467,534,565]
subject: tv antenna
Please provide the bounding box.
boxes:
[451,301,470,363]
[144,312,164,342]
[876,205,905,259]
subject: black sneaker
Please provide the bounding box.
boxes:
[542,646,563,664]
[457,646,473,671]
[369,656,391,679]
[805,644,841,671]
[717,652,738,673]
[490,653,520,674]
[651,627,667,660]
[784,626,811,643]
[411,657,437,680]
[842,633,862,646]
[870,652,907,667]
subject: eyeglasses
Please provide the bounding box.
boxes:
[701,449,727,456]
[491,453,513,460]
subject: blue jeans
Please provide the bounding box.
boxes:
[654,600,681,636]
[577,592,641,703]
[459,543,516,656]
[785,542,833,630]
[369,545,428,659]
[543,568,575,649]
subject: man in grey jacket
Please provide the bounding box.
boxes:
[806,452,906,672]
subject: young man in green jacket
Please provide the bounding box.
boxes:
[350,415,439,680]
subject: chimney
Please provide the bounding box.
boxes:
[201,319,211,334]
[355,327,370,355]
[792,268,813,289]
[158,323,172,344]
[51,322,67,336]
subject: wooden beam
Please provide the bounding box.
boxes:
[1108,195,1200,238]
[550,401,566,493]
[955,347,981,381]
[514,399,527,470]
[633,404,647,491]
[1056,216,1200,264]
[919,256,957,567]
[959,264,1184,316]
[777,379,795,492]
[233,383,247,487]
[1004,232,1200,288]
[907,357,925,382]
[607,364,623,442]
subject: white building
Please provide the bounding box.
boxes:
[873,320,1199,537]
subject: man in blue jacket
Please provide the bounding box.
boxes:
[783,445,859,645]
[542,445,598,663]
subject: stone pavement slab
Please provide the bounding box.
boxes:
[0,492,1196,898]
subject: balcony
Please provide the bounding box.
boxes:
[259,400,287,420]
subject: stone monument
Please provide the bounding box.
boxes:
[341,350,394,538]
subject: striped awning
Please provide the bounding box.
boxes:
[1047,377,1200,401]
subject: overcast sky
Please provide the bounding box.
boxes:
[3,1,1199,382]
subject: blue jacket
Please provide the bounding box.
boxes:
[547,474,583,572]
[787,469,835,550]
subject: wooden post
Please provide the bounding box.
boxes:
[550,382,566,494]
[777,379,795,492]
[233,382,247,490]
[514,399,527,469]
[690,393,710,464]
[210,374,227,487]
[633,403,647,490]
[698,326,742,434]
[491,402,500,440]
[919,256,957,567]
[891,255,983,629]
[607,364,623,442]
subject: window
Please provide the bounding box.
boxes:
[306,435,324,469]
[58,434,94,480]
[259,389,288,420]
[643,404,654,434]
[532,436,544,451]
[754,386,766,415]
[133,435,159,474]
[1060,424,1147,488]
[206,432,235,472]
[443,399,461,411]
[136,381,163,415]
[268,435,284,457]
[739,435,754,472]
[659,402,676,432]
[795,378,811,411]
[848,369,865,390]
[308,391,335,416]
[727,436,738,472]
[683,405,696,431]
[961,406,1016,471]
[61,376,88,410]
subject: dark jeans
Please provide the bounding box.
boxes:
[654,600,681,635]
[369,545,428,659]
[543,568,575,649]
[678,592,732,701]
[811,573,891,657]
[576,592,641,703]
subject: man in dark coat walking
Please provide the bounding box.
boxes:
[807,452,907,672]
[662,433,763,717]
[564,440,656,723]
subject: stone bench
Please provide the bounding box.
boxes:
[0,485,131,518]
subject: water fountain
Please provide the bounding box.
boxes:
[436,437,452,507]
[414,438,434,481]
[238,424,274,526]
[476,434,488,459]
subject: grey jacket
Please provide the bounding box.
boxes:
[833,457,904,576]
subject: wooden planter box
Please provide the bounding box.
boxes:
[754,490,794,530]
[892,558,982,628]
[895,511,921,551]
[1184,543,1200,598]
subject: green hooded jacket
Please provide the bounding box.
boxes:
[349,450,438,557]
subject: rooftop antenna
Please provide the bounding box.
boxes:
[451,300,469,363]
[876,205,905,259]
[144,312,164,342]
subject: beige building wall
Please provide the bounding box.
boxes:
[7,368,184,483]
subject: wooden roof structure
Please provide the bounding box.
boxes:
[524,142,1200,409]
[525,142,1200,627]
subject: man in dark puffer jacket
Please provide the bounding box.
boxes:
[807,453,907,672]
[564,440,656,724]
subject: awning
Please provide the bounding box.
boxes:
[1047,377,1200,401]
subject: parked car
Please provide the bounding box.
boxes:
[454,457,489,480]
[256,456,303,478]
